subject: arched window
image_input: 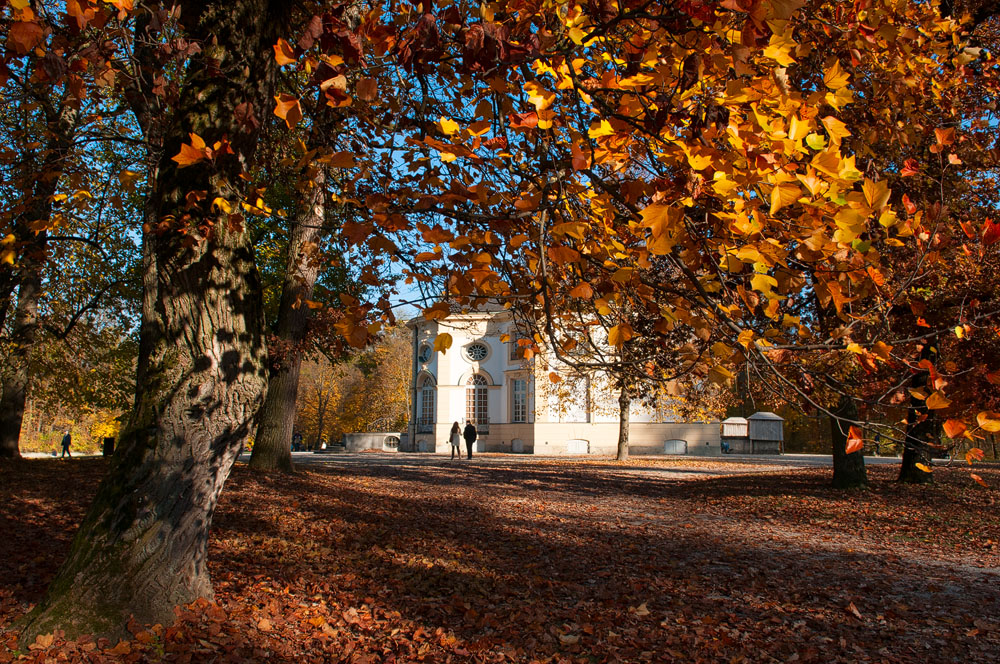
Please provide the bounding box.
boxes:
[418,375,435,431]
[466,374,489,431]
[417,344,432,363]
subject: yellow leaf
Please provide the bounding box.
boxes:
[211,197,232,214]
[823,60,850,89]
[977,411,1000,432]
[737,329,754,349]
[750,273,778,296]
[787,115,810,141]
[433,333,453,354]
[439,116,460,135]
[821,116,851,145]
[685,150,712,171]
[0,250,14,265]
[588,119,615,138]
[304,300,323,309]
[708,364,735,385]
[769,183,800,215]
[925,391,951,410]
[711,342,733,360]
[915,463,932,473]
[273,38,296,65]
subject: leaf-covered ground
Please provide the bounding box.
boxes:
[2,455,999,663]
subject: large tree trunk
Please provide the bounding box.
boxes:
[831,396,867,489]
[616,380,630,461]
[899,345,937,484]
[249,170,326,473]
[18,0,288,644]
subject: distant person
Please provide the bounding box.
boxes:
[449,422,462,460]
[463,421,477,460]
[292,432,303,452]
[60,430,72,458]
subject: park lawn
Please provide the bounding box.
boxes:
[1,456,999,663]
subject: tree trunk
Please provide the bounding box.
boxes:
[831,396,867,489]
[0,266,42,459]
[18,0,288,644]
[899,345,937,484]
[616,380,630,461]
[0,91,78,459]
[249,170,326,473]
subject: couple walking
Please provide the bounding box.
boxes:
[449,421,477,460]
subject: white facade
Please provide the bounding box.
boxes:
[405,310,721,455]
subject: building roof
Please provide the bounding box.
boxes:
[721,416,748,424]
[748,411,784,421]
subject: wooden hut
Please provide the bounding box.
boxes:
[721,416,750,453]
[748,412,784,454]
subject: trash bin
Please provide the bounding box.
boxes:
[103,437,115,457]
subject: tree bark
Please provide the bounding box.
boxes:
[899,345,937,484]
[831,396,867,489]
[249,170,326,473]
[18,0,288,644]
[616,379,630,461]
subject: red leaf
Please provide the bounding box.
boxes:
[900,159,920,177]
[509,112,539,129]
[983,219,1000,245]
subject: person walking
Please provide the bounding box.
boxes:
[449,422,462,460]
[463,421,477,460]
[60,430,72,458]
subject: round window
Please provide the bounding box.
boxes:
[465,342,488,361]
[418,344,432,363]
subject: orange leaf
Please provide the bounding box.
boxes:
[845,426,863,455]
[171,134,208,168]
[934,127,955,146]
[8,21,44,55]
[943,419,966,438]
[965,448,985,465]
[568,283,594,299]
[273,94,303,128]
[549,372,562,383]
[608,324,635,347]
[915,463,932,473]
[971,473,989,488]
[273,38,296,65]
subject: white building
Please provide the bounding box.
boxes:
[404,309,721,455]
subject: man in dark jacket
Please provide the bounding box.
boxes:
[462,421,477,459]
[60,430,72,458]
